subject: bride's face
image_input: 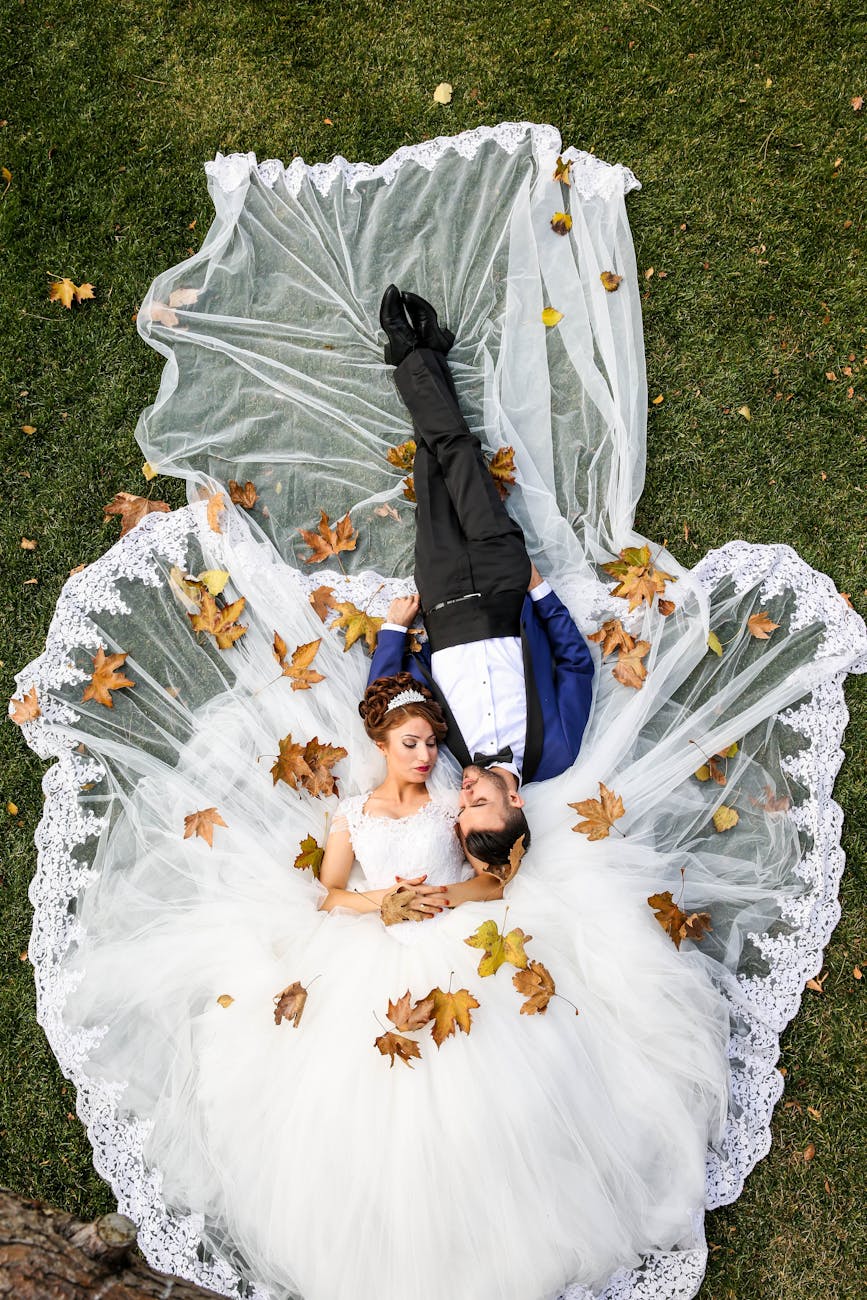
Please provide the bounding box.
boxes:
[377,715,439,782]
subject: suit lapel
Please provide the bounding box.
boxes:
[521,625,544,784]
[414,654,473,769]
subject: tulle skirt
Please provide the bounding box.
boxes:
[13,122,867,1300]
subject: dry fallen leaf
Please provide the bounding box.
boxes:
[612,639,651,690]
[464,918,532,977]
[402,474,416,501]
[103,492,171,537]
[712,804,739,832]
[601,544,676,611]
[329,600,384,654]
[569,782,625,840]
[658,598,676,616]
[273,632,325,690]
[513,960,558,1014]
[380,885,430,926]
[206,492,226,533]
[747,610,781,639]
[168,286,199,308]
[273,979,308,1027]
[707,631,723,656]
[20,537,36,550]
[142,461,158,482]
[183,807,228,847]
[216,994,234,1008]
[271,733,347,799]
[553,155,573,185]
[189,592,248,649]
[423,986,480,1047]
[694,741,739,785]
[9,685,40,725]
[386,439,416,472]
[81,648,135,708]
[309,585,337,621]
[484,833,526,885]
[433,82,453,104]
[386,989,437,1034]
[600,271,623,292]
[294,833,324,876]
[550,210,573,235]
[48,277,95,308]
[228,479,257,508]
[299,509,358,564]
[541,306,564,327]
[375,1029,422,1068]
[588,618,636,657]
[647,891,713,949]
[487,445,516,499]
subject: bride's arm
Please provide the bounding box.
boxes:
[317,823,393,914]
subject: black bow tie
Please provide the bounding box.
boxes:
[472,746,514,770]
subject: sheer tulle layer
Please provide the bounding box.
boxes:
[14,498,866,1300]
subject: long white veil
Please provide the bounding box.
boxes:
[11,122,867,1300]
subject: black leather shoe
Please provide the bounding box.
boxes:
[401,289,455,354]
[379,284,417,366]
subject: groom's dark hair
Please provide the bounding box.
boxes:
[464,807,531,871]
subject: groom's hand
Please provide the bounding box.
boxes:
[386,594,420,627]
[394,874,448,915]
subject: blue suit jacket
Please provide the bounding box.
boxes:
[367,587,595,784]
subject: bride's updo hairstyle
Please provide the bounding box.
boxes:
[359,673,447,746]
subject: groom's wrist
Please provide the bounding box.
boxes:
[529,579,552,601]
[381,622,409,634]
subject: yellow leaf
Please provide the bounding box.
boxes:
[600,271,623,292]
[712,804,739,832]
[707,631,723,656]
[464,919,532,977]
[142,461,158,481]
[541,306,564,327]
[7,802,19,815]
[652,394,664,405]
[330,601,384,654]
[550,210,573,235]
[216,994,234,1008]
[433,82,453,104]
[737,405,751,420]
[197,569,230,597]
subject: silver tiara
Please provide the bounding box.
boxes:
[386,688,427,713]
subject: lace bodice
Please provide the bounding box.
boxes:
[334,793,471,889]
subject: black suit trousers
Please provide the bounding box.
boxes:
[392,346,531,616]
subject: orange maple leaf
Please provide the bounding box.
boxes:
[611,639,651,690]
[188,592,248,649]
[272,633,325,690]
[309,585,337,621]
[747,610,781,639]
[647,891,713,949]
[386,440,417,472]
[423,986,480,1048]
[81,648,135,708]
[270,733,347,798]
[273,979,308,1027]
[103,492,171,537]
[206,492,226,533]
[487,446,516,499]
[183,806,228,847]
[329,601,383,653]
[587,618,635,657]
[299,510,358,564]
[9,685,40,725]
[48,277,95,308]
[386,990,437,1033]
[228,479,257,508]
[601,545,676,611]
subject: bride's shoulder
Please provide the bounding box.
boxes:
[426,788,461,823]
[330,792,366,835]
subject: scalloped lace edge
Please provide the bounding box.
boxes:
[203,120,642,200]
[11,507,867,1300]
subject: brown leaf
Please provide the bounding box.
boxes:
[270,733,347,799]
[612,639,651,689]
[647,891,713,949]
[375,1029,422,1068]
[694,742,739,786]
[601,544,675,612]
[803,1143,816,1162]
[299,509,358,564]
[294,833,324,876]
[568,781,625,839]
[552,155,573,185]
[487,446,516,499]
[380,885,430,926]
[309,585,337,621]
[228,479,258,508]
[183,806,228,847]
[484,833,527,885]
[550,210,573,236]
[103,492,171,537]
[386,439,417,472]
[513,960,557,1014]
[273,633,325,690]
[402,475,416,502]
[600,271,623,292]
[750,783,791,813]
[81,647,136,708]
[9,685,40,725]
[330,600,384,654]
[273,979,308,1027]
[423,986,480,1047]
[216,994,234,1008]
[747,610,781,639]
[270,734,312,791]
[189,592,248,649]
[206,491,226,533]
[587,618,635,658]
[658,598,676,616]
[386,989,436,1033]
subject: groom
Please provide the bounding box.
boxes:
[368,285,595,874]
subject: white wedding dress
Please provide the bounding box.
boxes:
[12,121,867,1300]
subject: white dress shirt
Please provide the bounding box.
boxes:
[381,580,552,782]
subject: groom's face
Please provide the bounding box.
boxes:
[457,765,514,836]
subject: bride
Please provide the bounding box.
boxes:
[10,121,867,1300]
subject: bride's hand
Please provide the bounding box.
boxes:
[393,874,447,915]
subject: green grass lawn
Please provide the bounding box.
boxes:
[1,2,864,1295]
